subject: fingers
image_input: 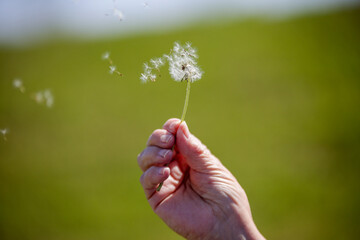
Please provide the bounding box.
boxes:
[176,121,219,172]
[147,129,175,148]
[140,166,170,199]
[162,118,181,134]
[139,118,181,171]
[137,146,174,171]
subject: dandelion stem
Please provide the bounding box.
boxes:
[156,79,191,192]
[180,79,191,122]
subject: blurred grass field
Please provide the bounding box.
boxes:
[1,6,360,240]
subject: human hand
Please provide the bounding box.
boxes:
[137,118,265,240]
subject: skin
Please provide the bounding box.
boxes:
[137,118,266,240]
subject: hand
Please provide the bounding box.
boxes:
[137,119,265,240]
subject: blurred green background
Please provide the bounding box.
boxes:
[1,6,360,240]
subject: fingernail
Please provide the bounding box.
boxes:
[159,149,170,159]
[160,134,173,143]
[182,121,190,138]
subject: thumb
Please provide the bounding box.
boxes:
[176,122,218,172]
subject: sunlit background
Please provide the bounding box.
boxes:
[1,0,360,239]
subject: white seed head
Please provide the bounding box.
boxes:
[140,41,202,83]
[167,42,202,82]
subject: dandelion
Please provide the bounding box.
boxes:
[1,128,9,141]
[166,42,202,82]
[140,41,203,191]
[143,2,149,8]
[13,78,25,93]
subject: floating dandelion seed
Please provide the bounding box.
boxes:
[143,2,149,8]
[102,51,110,60]
[33,89,54,108]
[102,51,123,77]
[13,78,25,93]
[140,57,165,83]
[109,65,116,74]
[140,42,203,191]
[34,91,44,104]
[1,128,9,141]
[113,8,124,21]
[44,90,54,108]
[105,0,125,21]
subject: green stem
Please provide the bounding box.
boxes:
[156,80,191,192]
[180,79,191,122]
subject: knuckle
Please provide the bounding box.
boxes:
[192,138,208,155]
[147,129,164,145]
[139,172,146,184]
[163,118,180,133]
[152,129,163,136]
[137,150,144,166]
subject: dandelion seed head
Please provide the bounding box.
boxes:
[140,41,202,83]
[167,42,202,82]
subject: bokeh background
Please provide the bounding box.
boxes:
[1,0,360,239]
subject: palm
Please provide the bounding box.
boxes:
[150,153,220,238]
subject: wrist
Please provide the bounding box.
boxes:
[229,214,265,240]
[210,206,265,240]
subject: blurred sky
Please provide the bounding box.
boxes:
[0,0,359,46]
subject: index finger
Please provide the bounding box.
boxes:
[162,118,181,134]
